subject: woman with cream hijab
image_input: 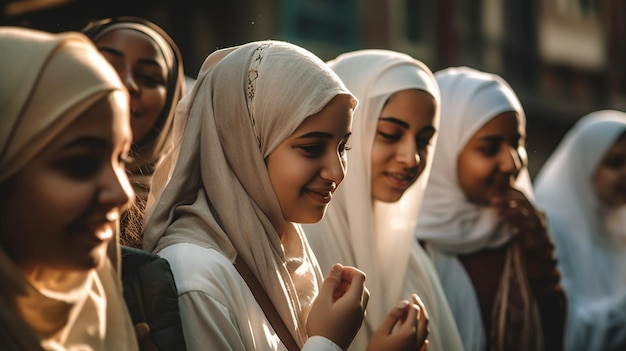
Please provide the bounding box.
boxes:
[534,111,626,351]
[415,67,565,351]
[304,49,463,351]
[82,16,186,248]
[142,40,372,350]
[0,27,138,350]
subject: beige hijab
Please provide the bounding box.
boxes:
[143,40,357,346]
[0,27,138,350]
[303,49,463,351]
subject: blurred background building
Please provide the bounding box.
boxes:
[3,0,625,176]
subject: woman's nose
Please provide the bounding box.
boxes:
[500,145,522,173]
[320,152,346,185]
[396,139,419,168]
[118,68,139,96]
[100,165,135,213]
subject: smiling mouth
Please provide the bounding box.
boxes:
[386,172,415,188]
[306,189,332,204]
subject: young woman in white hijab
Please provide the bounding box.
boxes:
[415,67,566,351]
[142,40,378,351]
[0,27,138,350]
[303,49,463,351]
[534,110,626,351]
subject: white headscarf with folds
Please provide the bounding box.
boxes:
[534,110,626,350]
[0,27,137,351]
[303,49,463,351]
[142,40,357,346]
[415,67,533,350]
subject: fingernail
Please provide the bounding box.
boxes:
[396,300,409,309]
[331,264,342,273]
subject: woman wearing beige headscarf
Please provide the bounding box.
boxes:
[143,40,370,350]
[82,16,186,248]
[0,27,138,350]
[303,49,463,351]
[415,67,565,351]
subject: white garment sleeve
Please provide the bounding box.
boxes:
[160,243,342,351]
[178,291,247,350]
[566,292,626,351]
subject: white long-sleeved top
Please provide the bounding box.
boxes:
[159,243,341,351]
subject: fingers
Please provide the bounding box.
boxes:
[412,294,429,345]
[379,299,411,334]
[318,263,344,303]
[336,265,367,303]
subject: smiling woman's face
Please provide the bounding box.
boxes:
[266,94,354,225]
[371,89,437,203]
[94,28,168,144]
[456,111,525,205]
[0,93,134,276]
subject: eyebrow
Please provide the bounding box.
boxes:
[297,131,352,140]
[379,116,409,129]
[98,46,162,67]
[61,136,110,150]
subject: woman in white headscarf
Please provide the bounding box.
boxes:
[142,40,371,351]
[415,67,565,351]
[534,110,626,351]
[303,49,463,351]
[0,27,138,350]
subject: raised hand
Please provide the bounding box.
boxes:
[491,187,561,294]
[307,263,369,350]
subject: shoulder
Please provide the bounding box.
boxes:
[157,243,245,297]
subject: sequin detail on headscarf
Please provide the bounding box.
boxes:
[246,43,271,148]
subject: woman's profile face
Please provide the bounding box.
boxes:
[593,133,626,207]
[457,111,525,205]
[94,28,168,144]
[371,89,436,203]
[0,92,134,276]
[266,94,354,224]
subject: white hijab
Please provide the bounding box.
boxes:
[142,40,357,347]
[415,66,533,351]
[303,49,463,351]
[534,110,626,350]
[0,27,137,351]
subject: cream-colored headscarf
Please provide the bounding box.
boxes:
[81,17,187,248]
[142,40,357,346]
[534,110,626,350]
[303,49,463,351]
[415,67,538,351]
[81,17,186,198]
[0,27,138,350]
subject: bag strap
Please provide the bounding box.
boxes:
[234,256,301,351]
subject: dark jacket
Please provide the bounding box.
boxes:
[121,246,186,351]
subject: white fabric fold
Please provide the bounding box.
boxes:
[534,110,626,350]
[304,49,463,351]
[415,66,533,351]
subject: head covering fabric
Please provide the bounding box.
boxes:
[142,40,356,346]
[303,49,463,351]
[82,17,186,248]
[82,16,186,196]
[415,67,538,351]
[0,27,137,350]
[534,110,626,350]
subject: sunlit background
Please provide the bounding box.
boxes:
[3,0,625,177]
